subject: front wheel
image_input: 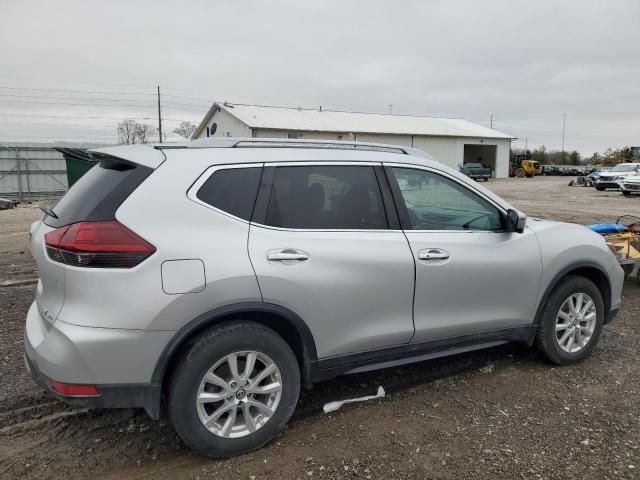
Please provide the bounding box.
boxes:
[168,321,300,458]
[596,186,605,191]
[535,275,604,365]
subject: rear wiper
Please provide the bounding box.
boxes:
[39,206,58,219]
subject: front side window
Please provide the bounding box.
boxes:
[265,165,388,229]
[196,167,262,220]
[391,167,503,231]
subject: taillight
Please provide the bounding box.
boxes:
[45,221,156,268]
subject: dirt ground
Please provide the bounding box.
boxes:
[1,176,639,480]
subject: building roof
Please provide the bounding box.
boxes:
[194,102,515,140]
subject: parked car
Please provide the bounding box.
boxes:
[460,162,492,181]
[25,138,624,458]
[620,171,640,196]
[594,163,640,191]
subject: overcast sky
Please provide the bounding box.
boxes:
[1,0,638,155]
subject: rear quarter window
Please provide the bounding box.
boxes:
[196,167,263,221]
[44,158,153,228]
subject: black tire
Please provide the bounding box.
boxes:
[168,321,300,458]
[483,177,489,182]
[535,275,604,365]
[623,191,631,197]
[595,186,605,191]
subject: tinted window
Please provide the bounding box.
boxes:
[197,167,262,220]
[45,158,153,228]
[391,167,502,231]
[265,165,388,229]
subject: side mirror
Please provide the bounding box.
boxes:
[506,209,527,233]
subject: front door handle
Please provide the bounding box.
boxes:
[267,249,310,262]
[418,249,450,261]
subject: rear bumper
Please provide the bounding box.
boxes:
[24,349,161,418]
[24,301,169,418]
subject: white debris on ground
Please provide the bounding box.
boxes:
[322,386,385,413]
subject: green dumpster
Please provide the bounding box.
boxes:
[54,148,98,188]
[65,156,95,187]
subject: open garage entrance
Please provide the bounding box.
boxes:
[464,144,497,176]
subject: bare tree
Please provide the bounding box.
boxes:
[135,123,156,144]
[117,119,138,144]
[117,120,156,144]
[173,121,197,139]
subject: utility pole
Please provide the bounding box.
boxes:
[490,113,493,129]
[157,85,163,143]
[388,104,393,114]
[525,138,528,153]
[561,113,567,163]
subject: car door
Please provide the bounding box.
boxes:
[248,163,415,359]
[385,164,543,343]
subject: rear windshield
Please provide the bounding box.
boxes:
[44,158,153,228]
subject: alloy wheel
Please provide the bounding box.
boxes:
[196,351,282,438]
[555,293,597,353]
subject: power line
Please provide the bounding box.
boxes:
[0,97,206,112]
[0,112,189,122]
[0,99,157,108]
[0,93,157,102]
[0,121,116,128]
[0,85,155,96]
[0,85,211,104]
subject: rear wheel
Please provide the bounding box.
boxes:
[168,321,300,458]
[623,191,632,197]
[535,275,604,365]
[596,186,605,191]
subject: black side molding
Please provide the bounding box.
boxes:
[311,325,536,382]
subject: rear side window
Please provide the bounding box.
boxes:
[196,167,262,221]
[44,158,153,228]
[264,165,388,229]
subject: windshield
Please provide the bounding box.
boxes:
[611,164,638,172]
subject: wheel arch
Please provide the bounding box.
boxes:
[152,302,318,392]
[533,261,612,340]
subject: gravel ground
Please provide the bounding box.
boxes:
[0,176,639,480]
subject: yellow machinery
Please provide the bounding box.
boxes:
[510,155,542,178]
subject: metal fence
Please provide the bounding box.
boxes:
[0,145,68,200]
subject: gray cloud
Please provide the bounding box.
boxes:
[1,0,638,155]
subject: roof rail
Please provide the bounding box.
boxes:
[233,138,409,154]
[182,137,428,157]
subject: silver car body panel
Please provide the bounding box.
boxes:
[24,140,624,389]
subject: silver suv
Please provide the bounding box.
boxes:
[25,138,624,457]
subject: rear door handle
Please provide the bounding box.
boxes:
[418,249,450,261]
[267,249,310,262]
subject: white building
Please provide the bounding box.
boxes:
[193,103,515,178]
